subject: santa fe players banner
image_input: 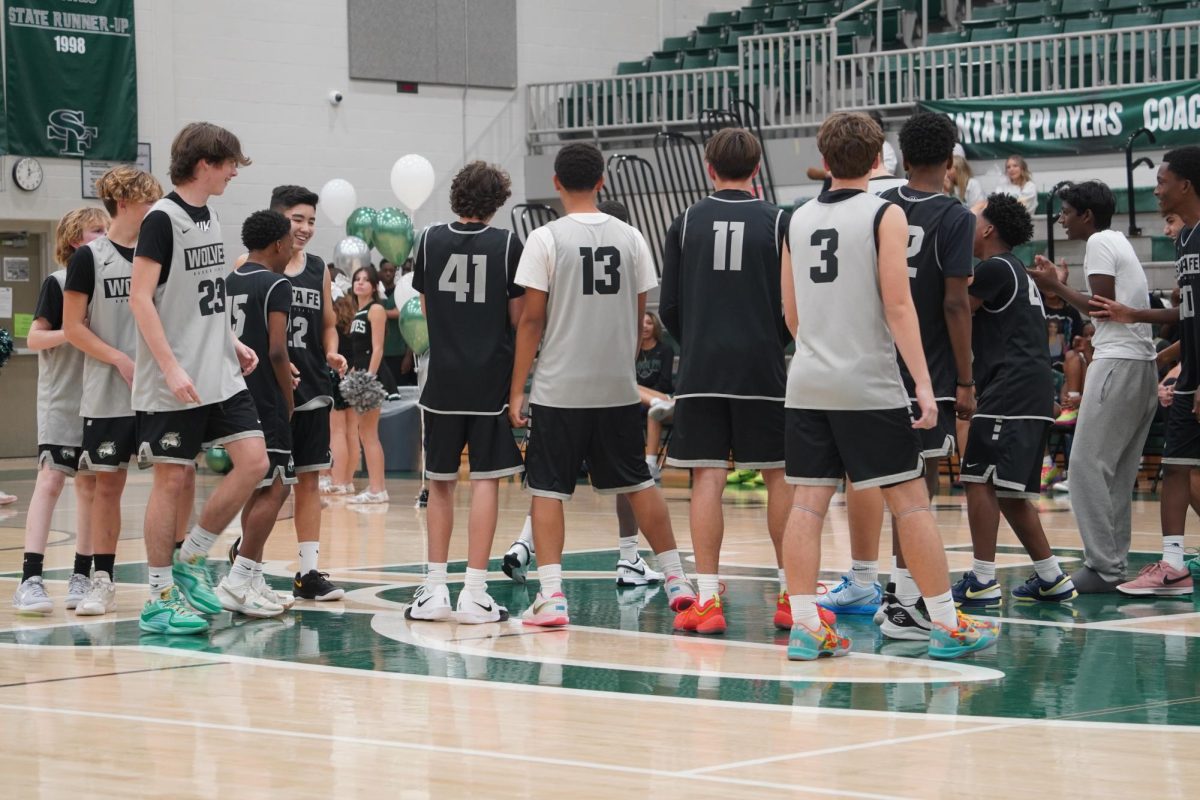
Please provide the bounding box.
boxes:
[921,80,1200,160]
[4,0,137,160]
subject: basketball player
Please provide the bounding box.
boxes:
[658,128,790,635]
[780,112,996,660]
[1092,146,1200,595]
[953,194,1075,607]
[510,143,696,626]
[13,209,106,615]
[406,162,524,624]
[130,122,266,635]
[62,168,164,616]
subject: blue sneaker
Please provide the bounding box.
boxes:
[951,571,1002,609]
[172,550,223,615]
[1012,572,1077,603]
[787,620,851,661]
[817,575,882,615]
[928,612,999,659]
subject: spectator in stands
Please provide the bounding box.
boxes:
[1040,259,1085,372]
[946,154,984,207]
[1056,322,1095,426]
[999,155,1039,214]
[636,311,674,479]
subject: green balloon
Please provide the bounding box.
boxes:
[399,295,429,355]
[345,207,377,249]
[374,206,414,265]
[205,446,232,475]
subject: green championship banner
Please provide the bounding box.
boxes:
[921,81,1200,159]
[4,1,136,160]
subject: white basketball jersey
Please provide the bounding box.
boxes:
[36,270,85,446]
[81,237,136,418]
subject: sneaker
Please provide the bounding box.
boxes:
[928,612,999,659]
[746,471,765,487]
[726,468,757,485]
[522,591,569,627]
[502,540,533,584]
[1117,561,1194,597]
[293,570,344,601]
[318,476,333,493]
[1040,463,1063,492]
[665,575,697,611]
[65,573,91,610]
[405,583,452,621]
[454,588,509,624]
[774,592,836,630]
[1054,407,1078,427]
[787,619,851,661]
[252,573,296,609]
[347,489,389,504]
[615,553,664,586]
[673,595,727,634]
[817,575,883,615]
[12,576,53,615]
[172,551,223,615]
[1012,572,1078,603]
[647,398,674,422]
[139,586,210,635]
[216,576,285,618]
[75,571,117,616]
[952,571,1002,609]
[878,596,933,641]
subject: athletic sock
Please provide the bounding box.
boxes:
[427,562,448,587]
[778,568,787,594]
[464,567,488,595]
[299,541,320,575]
[788,594,821,630]
[895,568,920,607]
[1032,555,1062,583]
[252,562,264,582]
[925,590,958,629]
[972,559,997,583]
[850,559,879,588]
[696,573,720,605]
[21,552,44,582]
[93,553,116,579]
[618,536,639,563]
[228,556,255,589]
[655,549,684,580]
[538,563,563,597]
[148,566,173,599]
[1164,536,1186,570]
[517,515,534,549]
[73,553,93,577]
[179,525,219,562]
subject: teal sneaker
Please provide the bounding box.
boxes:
[787,620,851,661]
[928,612,998,659]
[172,551,223,615]
[139,586,210,635]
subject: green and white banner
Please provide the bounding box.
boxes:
[3,0,137,159]
[921,81,1200,159]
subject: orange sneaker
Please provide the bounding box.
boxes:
[774,592,835,630]
[673,595,727,634]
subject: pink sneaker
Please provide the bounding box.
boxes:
[521,592,569,627]
[1117,561,1193,597]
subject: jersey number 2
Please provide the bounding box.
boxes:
[581,246,621,295]
[808,229,839,284]
[440,254,487,303]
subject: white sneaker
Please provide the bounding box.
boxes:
[665,574,698,612]
[65,573,92,610]
[347,489,389,504]
[75,571,117,616]
[253,573,295,610]
[616,554,664,586]
[405,583,451,621]
[648,398,675,422]
[454,588,509,624]
[318,476,333,493]
[502,540,533,584]
[12,576,53,615]
[216,577,285,618]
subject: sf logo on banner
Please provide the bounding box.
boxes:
[46,109,98,157]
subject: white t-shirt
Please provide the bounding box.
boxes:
[998,179,1038,214]
[516,213,658,408]
[1084,229,1155,361]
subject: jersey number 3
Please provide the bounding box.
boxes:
[808,229,839,284]
[581,246,621,295]
[440,254,487,303]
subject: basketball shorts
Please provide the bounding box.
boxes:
[524,403,654,500]
[785,406,924,489]
[37,443,83,476]
[79,416,139,472]
[959,416,1051,500]
[258,450,297,489]
[1163,392,1200,466]
[910,399,956,459]
[291,406,332,473]
[424,411,523,480]
[137,390,264,464]
[666,396,785,469]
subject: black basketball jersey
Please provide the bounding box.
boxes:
[879,186,976,400]
[659,190,789,399]
[968,253,1054,419]
[287,253,332,411]
[412,222,524,414]
[226,264,293,450]
[1174,226,1200,394]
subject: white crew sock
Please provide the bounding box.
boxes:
[148,566,173,599]
[538,563,563,597]
[179,524,219,562]
[618,536,640,563]
[778,568,787,593]
[972,559,997,583]
[464,567,488,595]
[518,515,534,549]
[1032,555,1062,582]
[696,574,720,605]
[252,562,264,582]
[788,594,821,629]
[427,562,448,586]
[925,590,958,629]
[228,555,255,589]
[655,549,684,580]
[895,568,920,607]
[299,541,319,575]
[1164,536,1186,569]
[850,559,879,588]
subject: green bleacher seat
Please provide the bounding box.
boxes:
[657,36,692,55]
[705,11,739,27]
[729,20,762,35]
[739,6,773,23]
[692,31,725,49]
[1061,0,1104,18]
[1104,0,1147,12]
[970,26,1016,42]
[715,50,741,68]
[1111,10,1163,28]
[801,0,837,19]
[963,3,1012,27]
[1064,17,1112,33]
[747,0,772,6]
[1164,8,1200,24]
[615,60,648,75]
[1153,236,1178,262]
[772,2,804,20]
[761,19,793,34]
[927,30,969,46]
[682,52,718,70]
[1010,1,1060,23]
[649,54,682,71]
[1018,21,1064,38]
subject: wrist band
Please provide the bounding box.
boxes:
[956,379,975,388]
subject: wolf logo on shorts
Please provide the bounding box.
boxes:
[60,447,76,462]
[97,441,117,459]
[159,432,182,451]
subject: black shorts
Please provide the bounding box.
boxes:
[79,416,139,472]
[137,390,263,464]
[330,367,350,411]
[525,403,655,500]
[38,443,82,476]
[259,450,297,489]
[666,396,785,469]
[785,407,924,489]
[291,406,332,473]
[959,416,1050,500]
[423,411,523,480]
[1163,392,1200,466]
[911,400,956,459]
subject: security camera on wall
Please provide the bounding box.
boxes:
[328,90,344,106]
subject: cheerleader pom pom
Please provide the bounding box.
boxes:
[339,369,388,413]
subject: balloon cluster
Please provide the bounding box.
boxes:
[319,155,435,356]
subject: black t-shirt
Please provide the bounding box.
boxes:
[226,264,293,448]
[135,192,212,285]
[635,341,674,394]
[34,274,65,328]
[64,242,135,299]
[878,187,975,400]
[968,252,1054,418]
[1041,296,1084,370]
[412,222,524,413]
[1175,226,1200,393]
[659,190,790,399]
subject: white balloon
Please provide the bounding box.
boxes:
[394,271,419,308]
[390,155,435,211]
[319,178,358,227]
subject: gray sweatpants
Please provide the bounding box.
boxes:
[1069,358,1158,583]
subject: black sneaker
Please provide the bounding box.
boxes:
[878,595,932,641]
[294,570,346,601]
[228,536,242,565]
